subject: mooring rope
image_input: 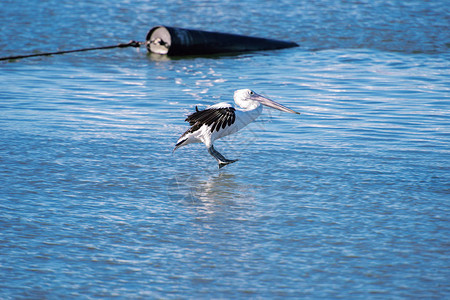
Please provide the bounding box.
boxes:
[0,40,142,61]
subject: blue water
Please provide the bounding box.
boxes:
[1,0,449,298]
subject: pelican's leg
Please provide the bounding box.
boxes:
[208,145,238,168]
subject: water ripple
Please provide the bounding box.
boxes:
[1,0,449,298]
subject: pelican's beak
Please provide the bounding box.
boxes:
[251,93,300,114]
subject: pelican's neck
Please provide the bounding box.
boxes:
[235,98,261,111]
[236,100,263,122]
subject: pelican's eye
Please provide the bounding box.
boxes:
[250,91,254,95]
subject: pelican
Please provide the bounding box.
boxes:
[174,89,300,168]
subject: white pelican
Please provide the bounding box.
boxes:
[174,89,300,168]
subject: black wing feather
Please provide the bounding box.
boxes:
[222,115,228,129]
[184,106,236,134]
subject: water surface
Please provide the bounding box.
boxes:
[1,0,449,298]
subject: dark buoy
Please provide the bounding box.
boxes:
[146,26,298,56]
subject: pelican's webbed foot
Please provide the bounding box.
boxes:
[208,145,238,169]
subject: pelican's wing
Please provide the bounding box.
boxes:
[185,103,236,133]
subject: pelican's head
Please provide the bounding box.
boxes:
[234,89,300,114]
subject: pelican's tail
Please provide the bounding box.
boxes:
[173,137,188,152]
